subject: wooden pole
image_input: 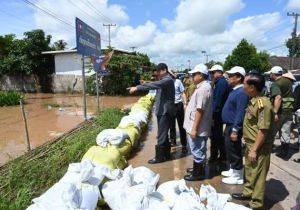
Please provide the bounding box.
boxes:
[20,99,31,151]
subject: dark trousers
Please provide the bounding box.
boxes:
[169,102,187,146]
[224,125,243,170]
[210,115,226,160]
[157,114,172,147]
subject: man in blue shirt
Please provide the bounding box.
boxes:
[221,66,249,185]
[209,65,231,164]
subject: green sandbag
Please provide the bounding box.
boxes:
[116,126,141,147]
[114,138,132,158]
[82,146,127,170]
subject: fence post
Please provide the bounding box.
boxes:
[20,99,31,151]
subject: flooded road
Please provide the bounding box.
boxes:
[0,93,139,165]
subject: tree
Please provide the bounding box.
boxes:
[52,39,67,50]
[286,35,300,57]
[224,39,270,73]
[205,60,223,69]
[0,34,14,58]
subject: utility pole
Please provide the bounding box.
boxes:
[187,59,191,70]
[103,23,116,48]
[287,12,299,69]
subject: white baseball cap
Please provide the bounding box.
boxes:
[188,63,208,75]
[209,64,223,72]
[265,66,283,75]
[226,66,246,77]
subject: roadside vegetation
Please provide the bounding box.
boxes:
[0,90,23,106]
[0,107,126,210]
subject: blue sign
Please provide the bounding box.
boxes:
[76,17,101,57]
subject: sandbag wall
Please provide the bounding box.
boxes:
[26,94,155,210]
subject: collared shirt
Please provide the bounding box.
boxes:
[243,96,274,147]
[183,80,213,137]
[212,76,231,115]
[174,79,185,104]
[136,74,175,116]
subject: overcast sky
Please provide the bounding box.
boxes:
[0,0,300,69]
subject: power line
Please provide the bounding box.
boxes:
[67,0,102,23]
[84,0,113,23]
[22,0,110,43]
[22,0,74,29]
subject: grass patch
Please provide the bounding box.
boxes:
[0,91,23,107]
[0,107,126,210]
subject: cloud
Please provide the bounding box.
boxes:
[112,21,157,49]
[286,0,300,10]
[32,0,129,47]
[161,0,244,34]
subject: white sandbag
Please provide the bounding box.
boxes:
[156,179,189,208]
[173,189,205,210]
[132,166,160,189]
[129,111,148,124]
[102,165,159,210]
[31,181,99,210]
[199,184,232,210]
[96,129,129,147]
[118,115,142,129]
[144,192,170,210]
[223,202,252,210]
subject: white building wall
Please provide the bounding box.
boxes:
[55,53,82,74]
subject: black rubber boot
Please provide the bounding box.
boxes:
[276,143,289,159]
[186,161,195,173]
[148,145,166,164]
[184,162,205,181]
[165,145,172,160]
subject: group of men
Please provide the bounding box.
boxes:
[127,62,298,210]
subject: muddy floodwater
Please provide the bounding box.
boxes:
[0,93,139,165]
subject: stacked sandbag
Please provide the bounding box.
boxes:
[84,93,155,168]
[27,160,121,210]
[102,165,160,210]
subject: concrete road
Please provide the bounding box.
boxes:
[128,114,300,210]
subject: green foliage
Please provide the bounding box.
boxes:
[286,35,300,57]
[0,107,125,210]
[0,29,54,76]
[206,60,223,69]
[87,51,154,95]
[52,39,67,50]
[224,39,271,73]
[0,91,23,106]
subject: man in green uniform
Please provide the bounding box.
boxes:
[183,74,196,102]
[232,72,274,210]
[267,66,294,159]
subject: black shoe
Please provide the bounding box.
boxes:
[294,158,300,163]
[232,193,251,201]
[276,143,289,159]
[148,145,166,164]
[184,162,205,181]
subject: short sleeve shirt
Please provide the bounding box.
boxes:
[183,80,213,137]
[174,79,185,104]
[243,96,274,146]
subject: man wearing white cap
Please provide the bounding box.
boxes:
[267,66,294,159]
[183,63,213,181]
[209,64,231,164]
[221,66,249,185]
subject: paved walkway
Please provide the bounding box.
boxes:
[128,113,300,210]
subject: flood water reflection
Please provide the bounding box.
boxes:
[0,93,139,165]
